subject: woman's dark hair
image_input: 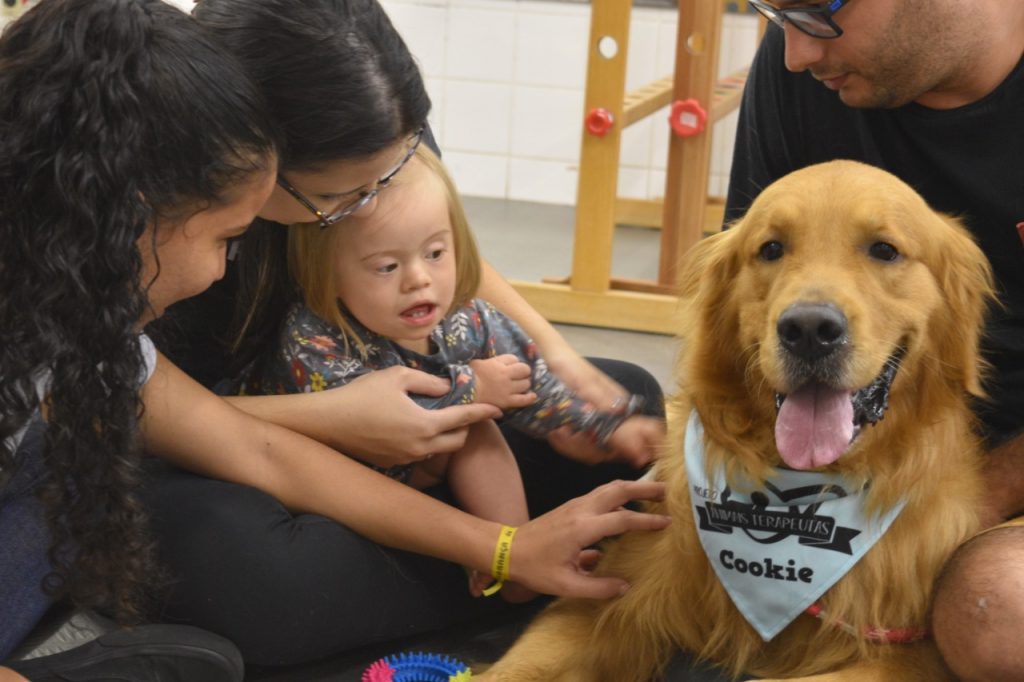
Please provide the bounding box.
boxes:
[195,0,430,171]
[193,0,432,371]
[0,0,276,622]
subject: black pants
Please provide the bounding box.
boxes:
[141,359,664,666]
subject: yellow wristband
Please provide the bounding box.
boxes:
[481,525,517,597]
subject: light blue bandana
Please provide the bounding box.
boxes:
[685,412,905,641]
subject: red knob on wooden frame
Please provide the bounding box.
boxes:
[669,99,707,137]
[585,108,615,137]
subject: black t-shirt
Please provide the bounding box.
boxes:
[725,26,1024,443]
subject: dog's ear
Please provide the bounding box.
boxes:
[676,226,742,311]
[676,223,770,469]
[675,225,744,387]
[928,213,996,397]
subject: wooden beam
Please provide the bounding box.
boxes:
[570,0,633,293]
[615,196,726,232]
[622,75,673,127]
[614,198,664,227]
[658,0,723,286]
[510,281,681,335]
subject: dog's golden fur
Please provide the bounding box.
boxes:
[480,161,996,681]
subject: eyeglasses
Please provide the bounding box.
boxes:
[748,0,851,39]
[276,127,425,229]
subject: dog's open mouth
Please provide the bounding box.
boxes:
[773,347,905,470]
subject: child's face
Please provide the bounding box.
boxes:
[333,157,457,352]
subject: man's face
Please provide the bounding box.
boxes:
[777,0,966,109]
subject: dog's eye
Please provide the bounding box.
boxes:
[868,241,900,262]
[758,240,784,261]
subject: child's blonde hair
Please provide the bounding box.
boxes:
[287,145,482,357]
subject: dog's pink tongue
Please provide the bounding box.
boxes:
[775,385,854,470]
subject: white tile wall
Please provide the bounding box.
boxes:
[444,150,509,197]
[513,9,590,88]
[442,80,515,154]
[445,5,517,81]
[387,1,449,77]
[508,156,579,204]
[510,86,585,161]
[383,0,762,205]
[162,0,760,206]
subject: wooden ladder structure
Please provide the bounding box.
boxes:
[510,0,756,335]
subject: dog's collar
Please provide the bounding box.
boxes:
[805,603,928,644]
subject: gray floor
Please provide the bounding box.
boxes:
[464,195,678,396]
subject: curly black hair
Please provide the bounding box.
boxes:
[0,0,276,623]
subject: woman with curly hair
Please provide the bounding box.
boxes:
[0,0,277,678]
[1,1,670,679]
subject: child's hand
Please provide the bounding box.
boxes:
[604,415,666,468]
[470,355,536,410]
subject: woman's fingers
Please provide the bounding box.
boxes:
[431,402,502,430]
[584,479,667,512]
[585,507,671,544]
[502,391,536,409]
[393,365,456,396]
[419,403,502,455]
[509,480,669,599]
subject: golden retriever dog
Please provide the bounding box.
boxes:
[480,160,995,681]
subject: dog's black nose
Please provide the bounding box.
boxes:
[777,303,848,360]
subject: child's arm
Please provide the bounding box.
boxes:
[233,304,500,470]
[268,304,525,412]
[476,260,628,410]
[470,302,633,435]
[469,300,664,467]
[139,351,672,599]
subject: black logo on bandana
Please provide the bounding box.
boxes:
[695,482,861,555]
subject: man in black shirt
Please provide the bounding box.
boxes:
[724,1,1024,678]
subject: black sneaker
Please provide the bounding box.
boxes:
[6,625,244,682]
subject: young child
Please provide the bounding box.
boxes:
[246,146,661,598]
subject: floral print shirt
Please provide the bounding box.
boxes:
[244,299,642,480]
